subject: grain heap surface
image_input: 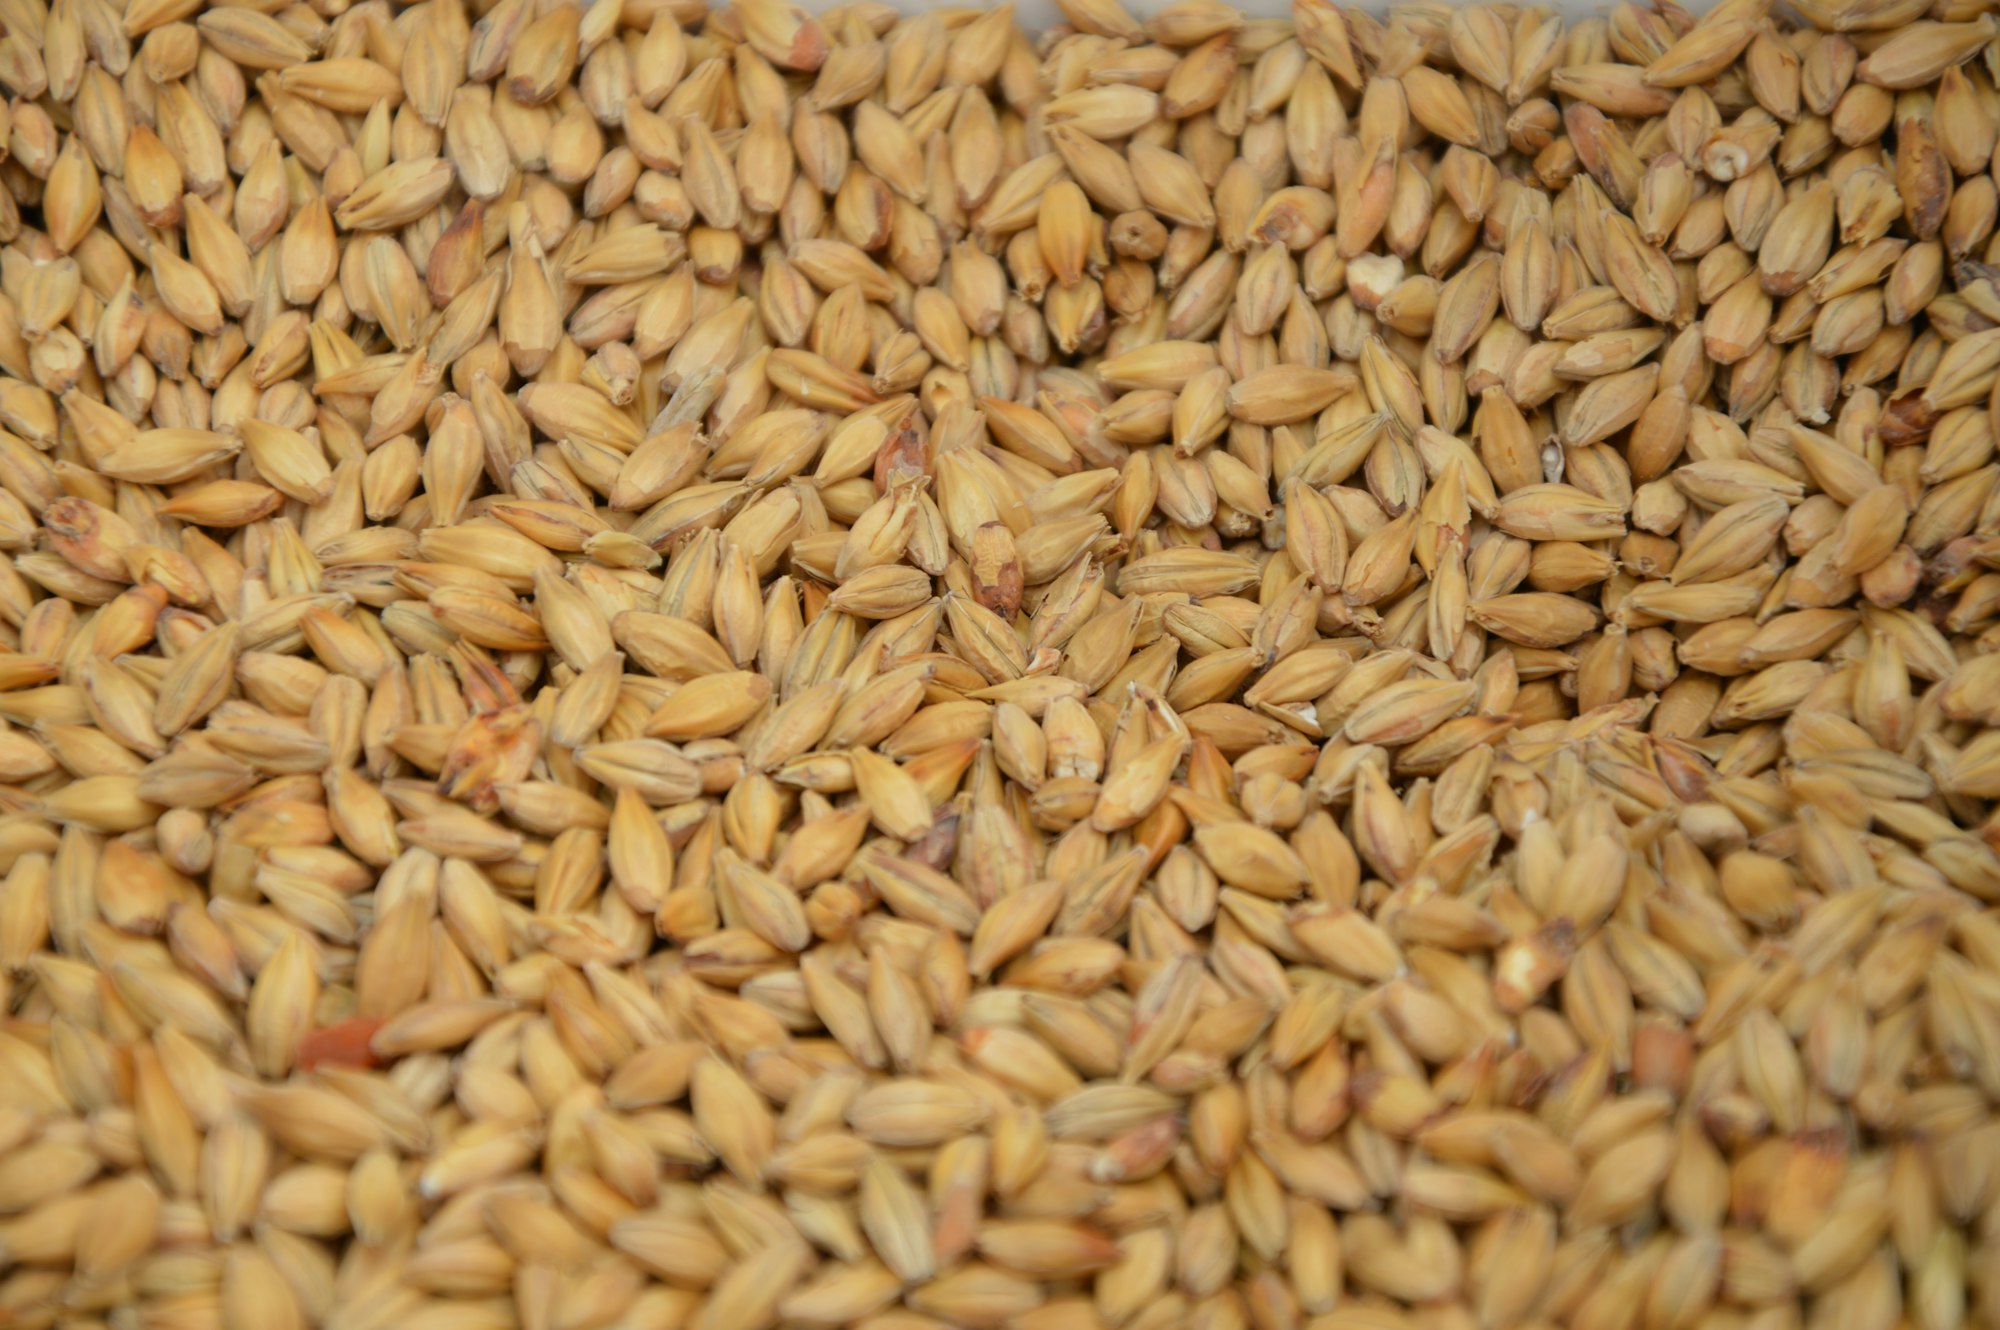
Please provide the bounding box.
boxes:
[2,0,2000,1328]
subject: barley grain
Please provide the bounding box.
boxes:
[3,0,2000,1327]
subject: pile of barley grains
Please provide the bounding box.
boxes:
[3,0,2000,1326]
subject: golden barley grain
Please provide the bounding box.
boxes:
[3,0,2000,1327]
